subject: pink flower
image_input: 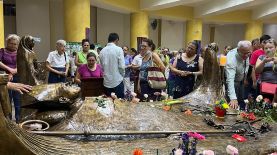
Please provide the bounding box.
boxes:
[203,150,215,155]
[226,145,238,155]
[264,98,271,103]
[131,97,140,104]
[187,132,205,140]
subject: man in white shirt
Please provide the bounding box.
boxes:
[99,33,125,98]
[46,40,69,83]
[225,40,251,110]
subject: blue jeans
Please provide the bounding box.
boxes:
[244,78,257,99]
[105,81,124,99]
[235,81,246,110]
[8,75,21,122]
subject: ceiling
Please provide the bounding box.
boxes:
[91,0,277,23]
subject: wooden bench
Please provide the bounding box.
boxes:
[81,77,105,98]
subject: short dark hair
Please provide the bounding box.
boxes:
[260,34,271,44]
[98,47,103,51]
[251,38,259,46]
[82,39,90,46]
[90,44,95,50]
[130,48,137,54]
[108,33,119,42]
[87,52,97,60]
[122,46,129,50]
[189,40,199,51]
[142,38,155,51]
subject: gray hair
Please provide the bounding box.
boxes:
[6,34,20,43]
[237,40,251,49]
[56,39,66,46]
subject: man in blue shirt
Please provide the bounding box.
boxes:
[123,46,133,96]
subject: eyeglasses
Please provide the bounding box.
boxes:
[264,39,275,44]
[140,45,148,48]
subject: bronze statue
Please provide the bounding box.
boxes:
[17,35,42,86]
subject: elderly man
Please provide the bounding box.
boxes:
[225,40,252,110]
[46,40,69,83]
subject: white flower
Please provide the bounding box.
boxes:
[256,98,261,102]
[256,95,263,101]
[161,92,167,96]
[273,102,277,107]
[111,92,117,99]
[244,99,249,104]
[131,92,137,97]
[174,148,183,155]
[144,94,148,98]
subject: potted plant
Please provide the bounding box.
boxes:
[214,99,229,118]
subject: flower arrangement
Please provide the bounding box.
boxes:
[246,95,277,123]
[215,99,229,109]
[172,132,205,155]
[214,99,229,118]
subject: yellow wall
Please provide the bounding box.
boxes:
[204,10,252,23]
[0,1,4,48]
[148,6,193,21]
[64,0,90,42]
[245,20,263,41]
[130,12,149,49]
[186,19,202,44]
[101,0,140,12]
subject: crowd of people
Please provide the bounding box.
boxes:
[1,33,277,123]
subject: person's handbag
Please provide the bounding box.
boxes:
[260,82,277,95]
[147,55,166,89]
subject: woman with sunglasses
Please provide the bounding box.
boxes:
[138,38,165,99]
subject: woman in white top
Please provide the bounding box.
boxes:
[46,40,69,83]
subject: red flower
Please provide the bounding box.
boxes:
[264,98,271,104]
[248,113,256,120]
[240,112,248,118]
[133,148,143,155]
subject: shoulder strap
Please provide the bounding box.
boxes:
[150,53,154,67]
[64,53,67,62]
[0,48,4,60]
[195,54,200,62]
